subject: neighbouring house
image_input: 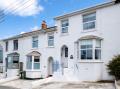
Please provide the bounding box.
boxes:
[0,44,3,73]
[0,0,120,81]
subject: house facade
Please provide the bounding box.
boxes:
[0,1,120,81]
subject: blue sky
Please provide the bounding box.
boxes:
[0,0,110,39]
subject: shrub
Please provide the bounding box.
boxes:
[107,55,120,80]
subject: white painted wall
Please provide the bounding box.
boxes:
[54,3,120,81]
[1,3,120,81]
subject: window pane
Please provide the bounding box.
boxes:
[81,45,86,49]
[34,63,40,69]
[83,13,96,22]
[81,50,86,59]
[86,50,93,59]
[48,35,54,46]
[49,36,54,39]
[81,40,92,45]
[86,45,92,48]
[27,56,32,69]
[96,40,101,48]
[62,27,68,33]
[34,56,40,62]
[95,49,101,59]
[65,47,68,57]
[8,57,13,69]
[6,42,8,51]
[62,20,69,27]
[83,21,95,30]
[32,36,38,48]
[13,40,18,50]
[61,19,69,33]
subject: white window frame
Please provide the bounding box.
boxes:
[83,12,96,30]
[13,40,18,50]
[26,56,40,70]
[48,33,54,47]
[61,19,69,34]
[79,39,101,60]
[32,36,38,48]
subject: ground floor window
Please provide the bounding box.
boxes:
[26,56,40,70]
[80,39,101,60]
[7,53,19,69]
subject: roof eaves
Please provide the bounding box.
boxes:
[2,26,57,41]
[54,1,115,20]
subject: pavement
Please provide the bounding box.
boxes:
[0,86,19,89]
[0,79,115,89]
[34,82,115,89]
[0,79,34,89]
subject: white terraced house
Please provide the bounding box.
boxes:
[0,0,120,81]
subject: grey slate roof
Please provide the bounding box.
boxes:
[2,26,57,41]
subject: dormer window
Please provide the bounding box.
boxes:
[61,19,69,33]
[83,12,96,30]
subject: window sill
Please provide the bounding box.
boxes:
[60,33,69,36]
[26,70,41,72]
[13,50,18,51]
[31,48,38,50]
[77,60,104,63]
[81,29,97,33]
[47,46,55,48]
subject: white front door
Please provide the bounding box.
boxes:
[48,57,53,76]
[61,46,68,75]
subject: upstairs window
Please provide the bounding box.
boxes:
[32,36,38,48]
[6,41,8,52]
[83,12,96,30]
[61,19,69,33]
[13,40,18,50]
[48,34,54,47]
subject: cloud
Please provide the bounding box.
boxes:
[0,0,44,16]
[30,26,39,31]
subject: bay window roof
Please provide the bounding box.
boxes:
[79,35,103,40]
[27,51,41,56]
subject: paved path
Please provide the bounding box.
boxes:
[34,82,115,89]
[0,86,19,89]
[0,79,34,89]
[0,79,115,89]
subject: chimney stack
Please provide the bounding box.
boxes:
[41,20,47,30]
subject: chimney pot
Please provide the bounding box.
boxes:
[41,20,47,30]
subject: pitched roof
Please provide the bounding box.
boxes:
[54,1,115,20]
[2,26,57,41]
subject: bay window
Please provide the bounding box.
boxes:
[7,53,19,69]
[26,56,40,70]
[80,39,101,60]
